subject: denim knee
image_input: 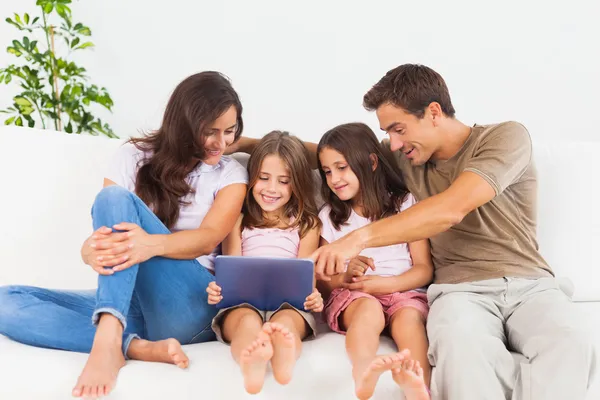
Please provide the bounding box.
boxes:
[93,185,133,209]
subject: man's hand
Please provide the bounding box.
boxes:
[344,256,375,283]
[311,232,364,281]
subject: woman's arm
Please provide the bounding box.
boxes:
[153,183,246,259]
[222,214,243,256]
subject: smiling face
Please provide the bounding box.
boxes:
[375,102,442,166]
[251,154,293,218]
[199,105,238,165]
[318,146,361,203]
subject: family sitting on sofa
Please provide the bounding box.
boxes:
[0,64,596,400]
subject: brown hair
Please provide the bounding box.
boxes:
[242,131,320,238]
[363,64,455,118]
[317,122,409,230]
[129,71,243,229]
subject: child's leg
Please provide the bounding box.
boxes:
[266,309,308,385]
[343,297,405,400]
[389,307,431,400]
[220,307,272,394]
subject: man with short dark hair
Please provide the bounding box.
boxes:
[311,64,597,399]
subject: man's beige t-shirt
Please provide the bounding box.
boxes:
[391,121,552,284]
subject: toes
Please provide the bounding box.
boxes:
[72,386,82,398]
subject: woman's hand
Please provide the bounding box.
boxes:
[84,222,162,273]
[344,256,375,283]
[81,226,125,275]
[304,288,324,312]
[206,281,223,305]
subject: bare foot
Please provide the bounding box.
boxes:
[392,359,430,400]
[239,330,273,394]
[127,338,189,369]
[265,322,297,385]
[72,320,126,398]
[354,352,407,400]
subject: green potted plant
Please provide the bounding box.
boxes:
[0,0,117,138]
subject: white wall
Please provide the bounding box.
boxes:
[1,0,599,144]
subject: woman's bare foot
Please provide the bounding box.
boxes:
[264,322,297,385]
[239,330,273,394]
[72,316,126,398]
[392,359,430,400]
[127,338,189,369]
[354,351,407,400]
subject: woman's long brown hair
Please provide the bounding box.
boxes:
[129,71,243,229]
[317,122,409,230]
[242,131,320,238]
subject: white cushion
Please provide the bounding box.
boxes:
[0,126,598,400]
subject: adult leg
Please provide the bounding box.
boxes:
[427,281,517,400]
[267,308,309,385]
[506,277,598,400]
[0,286,143,353]
[76,186,219,397]
[219,306,271,394]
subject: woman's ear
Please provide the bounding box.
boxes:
[369,153,378,171]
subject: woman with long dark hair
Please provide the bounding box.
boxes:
[0,71,248,398]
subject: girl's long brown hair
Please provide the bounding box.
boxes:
[317,122,409,230]
[242,131,320,238]
[129,71,243,229]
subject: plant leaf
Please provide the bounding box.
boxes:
[32,17,40,25]
[14,13,22,25]
[71,37,80,49]
[65,121,73,133]
[5,18,22,30]
[4,116,16,125]
[24,13,30,24]
[15,116,23,126]
[14,97,32,107]
[78,27,91,36]
[44,3,53,14]
[76,42,94,50]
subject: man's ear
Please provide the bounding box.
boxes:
[369,153,378,171]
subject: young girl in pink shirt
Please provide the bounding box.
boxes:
[317,123,433,400]
[206,131,323,394]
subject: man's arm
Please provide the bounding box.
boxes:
[312,171,496,278]
[357,170,495,248]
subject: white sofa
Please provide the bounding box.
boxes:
[0,126,598,400]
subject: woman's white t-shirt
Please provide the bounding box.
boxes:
[319,194,417,277]
[105,143,248,270]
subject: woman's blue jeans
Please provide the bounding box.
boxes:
[0,186,217,356]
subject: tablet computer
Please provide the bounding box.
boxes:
[214,255,314,312]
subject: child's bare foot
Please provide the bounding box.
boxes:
[72,319,126,398]
[239,331,273,394]
[354,352,407,400]
[265,322,297,385]
[127,338,189,369]
[392,359,430,400]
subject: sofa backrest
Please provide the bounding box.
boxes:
[0,126,598,301]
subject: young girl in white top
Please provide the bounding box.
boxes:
[317,123,433,400]
[206,131,323,394]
